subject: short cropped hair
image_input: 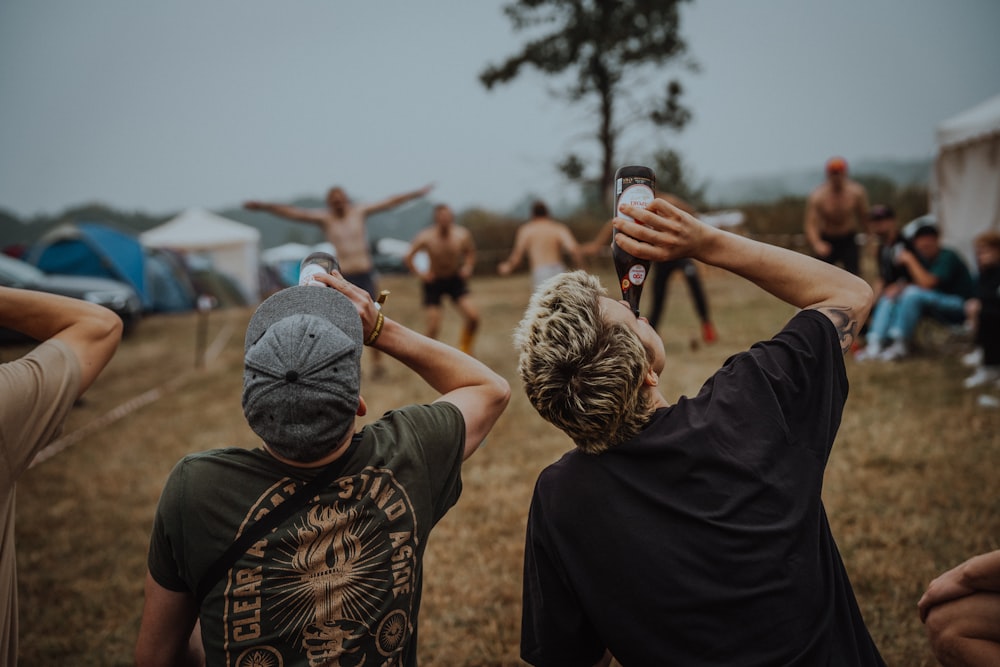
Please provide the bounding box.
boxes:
[974,229,1000,253]
[531,200,549,218]
[513,271,655,454]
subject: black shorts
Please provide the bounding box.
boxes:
[422,275,468,306]
[343,271,378,300]
[820,233,860,275]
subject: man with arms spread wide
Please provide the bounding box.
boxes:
[246,183,433,375]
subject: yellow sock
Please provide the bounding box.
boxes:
[459,327,475,355]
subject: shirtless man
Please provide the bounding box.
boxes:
[498,200,583,288]
[404,204,480,355]
[804,157,870,275]
[245,183,432,374]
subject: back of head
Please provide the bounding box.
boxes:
[902,214,939,242]
[869,204,895,223]
[242,285,363,462]
[974,229,1000,253]
[513,270,653,454]
[825,156,848,176]
[531,200,550,218]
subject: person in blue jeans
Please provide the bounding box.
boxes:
[856,215,974,361]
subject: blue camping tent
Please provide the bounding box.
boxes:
[26,222,196,312]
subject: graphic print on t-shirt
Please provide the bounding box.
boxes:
[223,466,419,666]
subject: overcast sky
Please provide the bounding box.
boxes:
[1,0,998,218]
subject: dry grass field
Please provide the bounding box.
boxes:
[10,265,1000,666]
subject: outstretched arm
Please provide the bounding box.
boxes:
[317,271,509,459]
[581,220,613,256]
[0,286,121,393]
[561,226,584,269]
[615,198,873,351]
[244,200,324,225]
[363,183,434,216]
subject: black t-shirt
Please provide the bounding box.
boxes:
[521,310,885,666]
[877,239,911,285]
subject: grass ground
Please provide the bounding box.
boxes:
[11,265,1000,666]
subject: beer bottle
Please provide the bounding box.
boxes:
[611,165,656,315]
[298,251,340,286]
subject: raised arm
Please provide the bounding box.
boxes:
[0,286,121,393]
[244,200,325,225]
[581,220,614,257]
[615,198,873,351]
[561,226,584,269]
[317,272,509,459]
[363,184,434,216]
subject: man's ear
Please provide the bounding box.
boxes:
[357,395,368,417]
[643,367,659,387]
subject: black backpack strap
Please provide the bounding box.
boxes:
[194,434,360,606]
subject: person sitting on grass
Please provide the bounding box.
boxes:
[961,229,1000,389]
[856,215,974,361]
[513,196,883,666]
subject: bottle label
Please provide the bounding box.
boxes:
[299,263,327,286]
[615,180,655,222]
[627,263,647,286]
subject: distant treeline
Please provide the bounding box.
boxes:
[1,171,930,265]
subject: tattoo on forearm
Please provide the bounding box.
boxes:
[820,306,858,354]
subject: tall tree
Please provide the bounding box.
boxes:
[480,0,695,204]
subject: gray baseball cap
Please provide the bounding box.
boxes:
[242,285,363,460]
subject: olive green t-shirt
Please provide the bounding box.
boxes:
[148,401,465,667]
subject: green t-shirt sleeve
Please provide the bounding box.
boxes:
[147,457,193,592]
[375,402,466,526]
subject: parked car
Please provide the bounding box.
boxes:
[0,253,142,341]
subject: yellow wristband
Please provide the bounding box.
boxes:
[365,311,384,346]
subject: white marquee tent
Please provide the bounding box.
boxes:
[141,208,261,302]
[933,92,1000,264]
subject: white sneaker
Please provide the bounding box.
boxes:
[977,394,1000,409]
[962,348,984,367]
[855,343,883,362]
[878,341,909,361]
[963,366,1000,389]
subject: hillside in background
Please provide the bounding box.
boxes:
[0,157,933,252]
[704,157,932,205]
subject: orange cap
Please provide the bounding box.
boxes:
[826,157,848,174]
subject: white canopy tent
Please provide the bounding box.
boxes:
[141,208,261,302]
[933,93,1000,265]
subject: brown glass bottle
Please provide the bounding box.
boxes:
[611,165,656,315]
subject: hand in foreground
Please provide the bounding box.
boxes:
[613,197,712,263]
[310,271,381,343]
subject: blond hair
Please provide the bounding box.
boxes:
[513,271,655,454]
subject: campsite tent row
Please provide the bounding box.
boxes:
[26,208,262,313]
